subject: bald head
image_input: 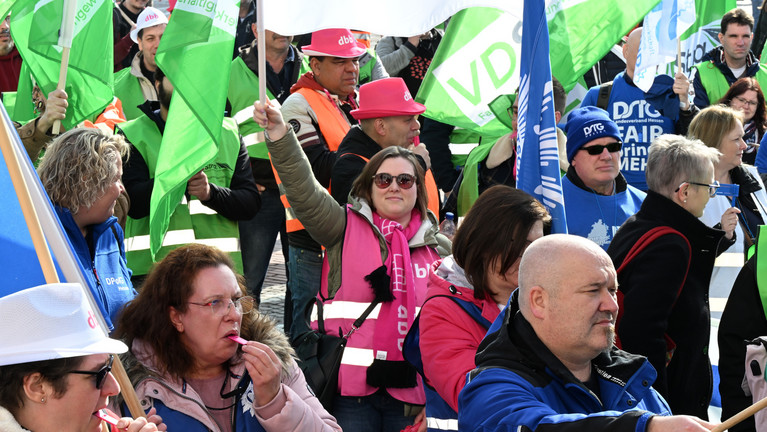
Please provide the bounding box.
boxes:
[518,234,619,377]
[624,27,642,78]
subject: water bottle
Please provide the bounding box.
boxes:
[439,212,456,240]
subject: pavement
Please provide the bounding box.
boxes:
[257,238,288,332]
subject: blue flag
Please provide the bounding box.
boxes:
[0,104,111,329]
[515,0,567,233]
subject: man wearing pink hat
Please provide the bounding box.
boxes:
[279,28,367,341]
[331,77,437,213]
[113,6,167,121]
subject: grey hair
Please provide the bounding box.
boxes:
[38,129,128,215]
[646,134,721,198]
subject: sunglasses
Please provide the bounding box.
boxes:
[68,354,114,389]
[372,173,416,189]
[580,142,623,155]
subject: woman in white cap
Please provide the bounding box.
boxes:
[115,243,340,432]
[0,283,161,432]
[37,128,136,331]
[254,100,449,431]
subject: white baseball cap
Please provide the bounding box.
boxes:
[130,7,168,43]
[0,283,128,366]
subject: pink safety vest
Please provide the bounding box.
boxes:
[312,206,439,403]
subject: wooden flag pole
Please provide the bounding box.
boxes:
[0,108,145,420]
[52,0,76,134]
[712,394,767,432]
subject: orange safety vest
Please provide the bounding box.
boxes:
[274,88,354,232]
[338,153,441,217]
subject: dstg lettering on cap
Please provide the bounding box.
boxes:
[583,123,605,138]
[338,35,355,46]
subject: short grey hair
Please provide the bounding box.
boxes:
[38,128,128,215]
[646,134,721,198]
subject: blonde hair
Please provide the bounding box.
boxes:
[687,104,743,151]
[38,129,128,214]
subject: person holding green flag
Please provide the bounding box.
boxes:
[120,68,260,286]
[113,7,167,121]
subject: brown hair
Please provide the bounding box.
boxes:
[721,7,754,33]
[115,244,258,380]
[350,146,428,219]
[719,77,766,133]
[0,356,84,414]
[452,185,551,300]
[688,104,743,151]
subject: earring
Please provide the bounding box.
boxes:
[684,199,687,203]
[41,397,46,403]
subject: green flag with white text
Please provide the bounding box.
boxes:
[150,0,237,259]
[10,0,113,129]
[418,1,659,135]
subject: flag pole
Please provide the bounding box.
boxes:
[676,38,681,73]
[52,0,76,134]
[712,394,767,432]
[257,0,266,105]
[0,108,146,421]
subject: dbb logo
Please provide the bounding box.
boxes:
[338,35,355,46]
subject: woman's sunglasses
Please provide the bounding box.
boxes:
[67,354,114,389]
[372,173,416,189]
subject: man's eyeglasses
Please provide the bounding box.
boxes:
[675,180,721,198]
[68,354,113,389]
[188,296,255,316]
[734,96,759,108]
[372,173,416,190]
[580,142,623,155]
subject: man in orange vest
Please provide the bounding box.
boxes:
[279,28,366,340]
[332,77,439,217]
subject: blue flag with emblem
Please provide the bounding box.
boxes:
[515,0,567,233]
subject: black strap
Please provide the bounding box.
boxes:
[316,298,380,339]
[596,81,613,111]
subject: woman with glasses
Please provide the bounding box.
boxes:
[608,135,730,417]
[688,105,767,301]
[0,283,161,432]
[718,77,766,165]
[114,244,340,432]
[254,100,449,432]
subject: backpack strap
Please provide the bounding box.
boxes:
[615,226,692,351]
[596,81,613,111]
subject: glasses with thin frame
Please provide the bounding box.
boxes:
[734,96,758,108]
[188,296,255,316]
[675,180,721,198]
[372,173,416,189]
[67,354,114,389]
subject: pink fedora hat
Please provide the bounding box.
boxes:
[301,28,367,58]
[351,78,426,120]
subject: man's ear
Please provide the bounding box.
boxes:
[528,285,548,320]
[555,111,562,124]
[374,118,387,137]
[718,32,724,45]
[251,22,257,38]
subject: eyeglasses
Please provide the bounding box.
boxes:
[675,180,721,198]
[580,142,623,155]
[68,354,113,389]
[734,96,758,107]
[188,296,255,316]
[372,173,416,189]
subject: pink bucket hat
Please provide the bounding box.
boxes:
[301,28,367,58]
[351,78,426,120]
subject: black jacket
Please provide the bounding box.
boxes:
[120,103,260,221]
[607,190,728,418]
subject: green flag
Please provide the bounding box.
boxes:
[0,0,12,22]
[10,0,113,129]
[417,2,659,135]
[665,0,737,75]
[150,0,237,259]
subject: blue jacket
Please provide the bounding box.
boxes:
[582,72,675,191]
[56,205,135,329]
[562,170,645,251]
[458,291,672,432]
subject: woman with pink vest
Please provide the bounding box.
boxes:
[255,100,449,432]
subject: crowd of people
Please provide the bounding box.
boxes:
[5,1,767,432]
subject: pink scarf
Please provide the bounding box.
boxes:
[371,209,422,362]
